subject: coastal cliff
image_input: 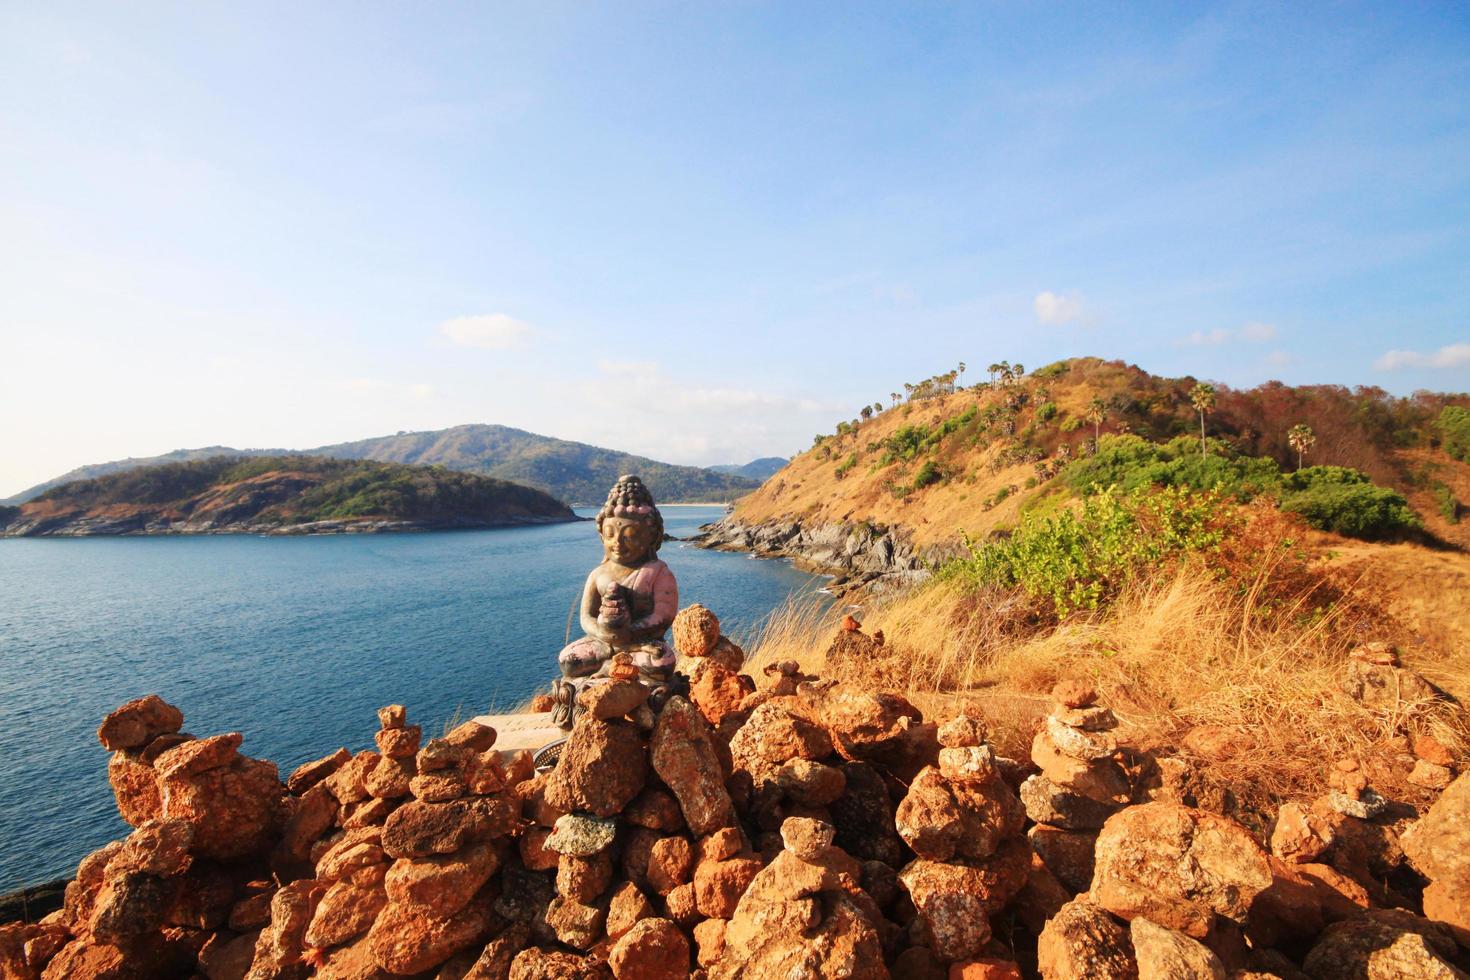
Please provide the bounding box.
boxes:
[0,456,578,537]
[693,514,936,591]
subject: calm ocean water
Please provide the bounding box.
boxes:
[0,506,822,892]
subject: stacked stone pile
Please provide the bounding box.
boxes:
[5,622,1470,979]
[1022,683,1127,899]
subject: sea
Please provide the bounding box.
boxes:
[0,505,823,892]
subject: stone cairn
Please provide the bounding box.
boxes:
[4,623,1470,979]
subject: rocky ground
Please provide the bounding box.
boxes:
[2,607,1467,979]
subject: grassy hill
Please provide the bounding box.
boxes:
[0,456,576,536]
[732,356,1470,550]
[316,424,757,505]
[3,425,758,507]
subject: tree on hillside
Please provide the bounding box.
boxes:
[1288,423,1317,470]
[1086,397,1107,444]
[987,363,1000,383]
[860,405,873,421]
[891,392,900,408]
[873,402,883,415]
[1190,383,1217,457]
[957,361,967,386]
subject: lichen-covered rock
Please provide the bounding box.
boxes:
[1036,898,1137,980]
[545,896,606,950]
[384,841,502,912]
[1020,774,1118,831]
[305,863,388,948]
[1402,772,1470,883]
[381,798,515,859]
[895,765,1025,862]
[1130,916,1224,979]
[545,813,617,857]
[1090,803,1273,938]
[508,947,611,980]
[544,718,648,818]
[1271,800,1335,864]
[673,603,721,657]
[159,754,283,861]
[366,893,497,974]
[108,750,162,827]
[1302,913,1466,979]
[98,695,184,751]
[898,838,1032,962]
[651,696,736,836]
[608,918,689,980]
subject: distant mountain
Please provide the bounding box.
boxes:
[314,425,759,505]
[0,456,576,537]
[710,457,789,482]
[4,425,759,508]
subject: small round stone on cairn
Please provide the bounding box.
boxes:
[673,603,721,658]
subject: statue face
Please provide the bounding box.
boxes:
[601,516,656,564]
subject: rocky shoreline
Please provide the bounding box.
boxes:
[690,515,942,592]
[5,613,1466,978]
[0,514,582,538]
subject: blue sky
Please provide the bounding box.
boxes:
[2,2,1468,496]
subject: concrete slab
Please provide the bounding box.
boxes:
[472,711,564,754]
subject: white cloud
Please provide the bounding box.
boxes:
[1264,350,1295,367]
[1181,322,1278,346]
[1375,343,1470,371]
[439,313,534,350]
[1034,291,1084,325]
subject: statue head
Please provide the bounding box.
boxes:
[595,474,664,564]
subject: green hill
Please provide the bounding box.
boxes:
[0,456,577,536]
[3,425,759,507]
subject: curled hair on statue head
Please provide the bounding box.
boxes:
[594,474,664,553]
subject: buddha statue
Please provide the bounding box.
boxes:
[550,475,679,728]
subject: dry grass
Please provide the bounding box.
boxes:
[746,546,1470,802]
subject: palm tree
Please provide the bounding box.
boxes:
[891,392,900,408]
[1190,383,1216,457]
[873,402,883,415]
[1013,363,1025,378]
[1287,423,1316,470]
[957,361,967,386]
[860,405,873,421]
[987,363,1000,383]
[1086,397,1107,444]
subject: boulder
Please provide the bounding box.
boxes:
[1020,774,1118,831]
[305,863,388,948]
[898,839,1031,961]
[97,695,184,751]
[650,696,737,835]
[1302,913,1466,979]
[673,604,721,657]
[1037,898,1137,980]
[108,751,162,827]
[1130,916,1225,979]
[159,755,283,861]
[544,718,648,818]
[384,841,502,912]
[1402,772,1470,882]
[607,918,690,980]
[366,893,497,974]
[895,765,1026,862]
[381,798,515,859]
[1090,803,1273,938]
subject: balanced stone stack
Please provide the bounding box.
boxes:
[892,711,1030,965]
[673,603,750,736]
[1022,683,1128,900]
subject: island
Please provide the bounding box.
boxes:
[0,455,579,536]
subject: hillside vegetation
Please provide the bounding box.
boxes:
[734,356,1470,550]
[0,456,576,536]
[2,425,758,507]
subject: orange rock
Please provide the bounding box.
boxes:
[689,661,748,729]
[1414,734,1455,767]
[557,852,613,904]
[444,720,497,752]
[367,892,497,974]
[287,747,352,794]
[305,863,388,948]
[519,826,559,872]
[384,841,502,912]
[1050,680,1097,710]
[153,732,242,780]
[949,958,1024,979]
[97,695,183,751]
[606,881,655,941]
[673,604,722,657]
[374,725,421,759]
[651,697,737,836]
[543,718,648,818]
[377,704,406,729]
[647,836,696,895]
[529,694,556,713]
[693,854,763,919]
[1036,898,1135,980]
[107,751,161,827]
[325,751,380,804]
[365,755,414,801]
[608,918,690,980]
[158,754,283,861]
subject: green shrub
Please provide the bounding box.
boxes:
[913,460,942,488]
[1432,481,1461,524]
[1036,401,1058,423]
[1277,467,1420,539]
[1439,406,1470,462]
[835,453,858,478]
[942,486,1226,616]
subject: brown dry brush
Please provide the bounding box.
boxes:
[748,506,1469,807]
